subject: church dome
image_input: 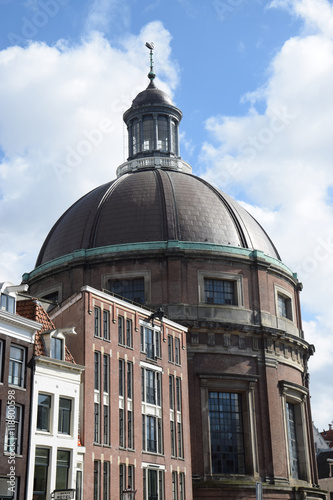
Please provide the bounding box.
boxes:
[36,167,280,267]
[35,53,280,269]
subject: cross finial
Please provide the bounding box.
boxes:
[145,42,155,82]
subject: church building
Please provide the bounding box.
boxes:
[23,46,326,499]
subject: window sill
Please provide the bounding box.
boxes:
[8,384,26,391]
[4,452,23,458]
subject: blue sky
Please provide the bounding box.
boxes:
[1,0,333,431]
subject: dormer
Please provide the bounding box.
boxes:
[0,281,29,314]
[41,327,76,361]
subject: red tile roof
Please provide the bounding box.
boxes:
[16,299,75,363]
[320,428,333,448]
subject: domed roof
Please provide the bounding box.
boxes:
[131,80,174,108]
[36,168,280,267]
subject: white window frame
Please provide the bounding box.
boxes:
[142,464,165,500]
[8,344,25,388]
[140,322,161,361]
[141,363,163,455]
[198,270,243,307]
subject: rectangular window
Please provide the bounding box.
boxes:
[172,471,178,500]
[119,359,124,397]
[37,394,51,432]
[103,354,109,394]
[176,377,182,412]
[94,460,100,500]
[0,476,19,499]
[286,402,299,478]
[141,325,160,360]
[103,461,110,500]
[118,316,125,345]
[128,464,134,489]
[168,335,174,362]
[8,344,25,387]
[58,398,71,435]
[208,392,245,474]
[109,277,145,304]
[94,307,101,337]
[103,310,110,340]
[170,420,176,457]
[1,293,15,313]
[177,422,183,458]
[119,409,124,448]
[5,404,22,455]
[128,410,133,449]
[126,319,133,348]
[204,278,236,305]
[76,470,82,500]
[175,337,181,365]
[103,405,109,445]
[179,473,185,500]
[33,448,49,500]
[94,403,100,443]
[146,415,157,452]
[142,368,161,406]
[119,464,125,500]
[51,336,63,360]
[95,351,100,391]
[169,375,175,410]
[155,330,161,358]
[278,294,293,320]
[0,339,3,382]
[127,362,133,399]
[56,450,70,490]
[143,468,164,500]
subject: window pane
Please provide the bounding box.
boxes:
[157,116,168,150]
[9,345,24,387]
[109,278,145,304]
[204,279,236,305]
[286,402,299,479]
[34,448,49,500]
[208,392,245,474]
[58,398,71,434]
[37,394,51,432]
[143,115,154,151]
[56,450,70,490]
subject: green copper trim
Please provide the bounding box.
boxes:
[23,241,295,282]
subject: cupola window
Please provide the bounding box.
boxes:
[132,119,140,156]
[157,116,168,150]
[143,115,154,151]
[170,119,177,154]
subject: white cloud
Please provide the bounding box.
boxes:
[201,0,333,429]
[0,21,178,284]
[84,0,130,34]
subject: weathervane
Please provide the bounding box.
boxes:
[145,42,156,82]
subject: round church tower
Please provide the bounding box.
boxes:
[24,50,325,500]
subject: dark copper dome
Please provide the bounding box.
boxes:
[131,80,174,108]
[36,168,280,267]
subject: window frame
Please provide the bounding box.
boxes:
[140,323,161,361]
[198,270,243,307]
[280,381,311,483]
[37,393,52,433]
[55,449,71,491]
[94,306,101,338]
[33,447,50,500]
[275,285,294,322]
[50,335,64,360]
[8,344,25,388]
[58,397,72,435]
[200,374,259,478]
[94,351,101,391]
[4,403,23,455]
[103,270,151,304]
[103,309,110,341]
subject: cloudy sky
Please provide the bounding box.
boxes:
[1,0,333,430]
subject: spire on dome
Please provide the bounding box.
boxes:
[145,42,156,83]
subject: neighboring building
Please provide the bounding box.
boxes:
[23,51,325,499]
[16,298,85,500]
[0,282,40,500]
[49,285,191,500]
[314,424,330,455]
[317,449,333,499]
[321,425,333,449]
